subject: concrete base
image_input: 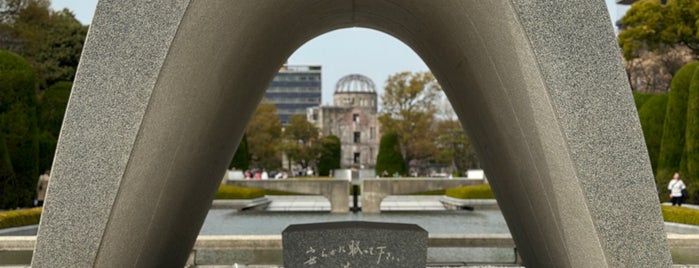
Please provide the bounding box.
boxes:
[361,179,483,213]
[226,180,350,213]
[33,0,670,267]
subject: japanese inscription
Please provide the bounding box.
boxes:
[302,240,400,267]
[282,221,427,268]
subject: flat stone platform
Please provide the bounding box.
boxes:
[260,195,456,212]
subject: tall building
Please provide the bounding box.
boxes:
[308,74,381,169]
[266,64,321,125]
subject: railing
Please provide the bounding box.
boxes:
[2,234,698,266]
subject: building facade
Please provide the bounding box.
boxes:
[266,64,321,125]
[308,74,381,169]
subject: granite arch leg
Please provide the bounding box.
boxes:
[32,1,671,267]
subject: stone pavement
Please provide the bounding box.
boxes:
[263,195,451,212]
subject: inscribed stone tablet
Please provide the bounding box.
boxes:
[282,221,427,268]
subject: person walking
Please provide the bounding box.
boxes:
[36,170,50,206]
[668,172,686,206]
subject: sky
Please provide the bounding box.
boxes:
[52,1,631,106]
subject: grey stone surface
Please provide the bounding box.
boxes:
[31,0,670,267]
[227,180,350,213]
[361,179,483,213]
[282,221,427,268]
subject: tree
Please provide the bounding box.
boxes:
[281,114,320,171]
[375,132,406,176]
[379,71,440,171]
[246,101,282,170]
[317,135,340,176]
[624,47,693,92]
[434,119,478,175]
[0,1,87,90]
[36,81,70,171]
[618,0,699,60]
[229,133,249,170]
[0,0,44,23]
[0,50,39,209]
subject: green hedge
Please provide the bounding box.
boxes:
[375,133,406,176]
[215,185,265,199]
[229,133,249,171]
[661,205,699,226]
[215,184,301,199]
[0,207,42,229]
[445,184,495,199]
[0,50,40,209]
[637,93,668,173]
[657,63,699,187]
[633,92,655,110]
[684,66,699,204]
[318,135,341,176]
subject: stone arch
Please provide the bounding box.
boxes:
[32,1,670,267]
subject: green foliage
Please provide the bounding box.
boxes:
[229,133,249,170]
[657,62,699,188]
[0,2,88,90]
[633,92,655,109]
[247,101,282,170]
[317,135,340,176]
[0,50,34,112]
[38,81,70,137]
[0,50,39,209]
[434,119,478,173]
[375,133,406,176]
[618,0,699,60]
[280,114,320,169]
[37,130,54,173]
[636,93,668,173]
[379,72,441,167]
[36,81,71,172]
[215,185,265,199]
[684,64,699,204]
[445,184,495,199]
[661,205,699,226]
[0,207,41,229]
[214,184,300,199]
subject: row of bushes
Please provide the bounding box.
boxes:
[0,207,41,229]
[445,184,495,199]
[215,185,301,199]
[445,185,699,226]
[661,205,699,226]
[633,62,699,204]
[2,187,699,229]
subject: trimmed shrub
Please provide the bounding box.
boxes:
[637,93,667,173]
[375,133,406,176]
[0,207,42,229]
[684,67,699,204]
[633,92,654,110]
[0,50,40,209]
[229,133,249,170]
[36,81,71,172]
[215,184,301,199]
[215,185,265,199]
[445,184,495,199]
[657,62,699,182]
[661,205,699,226]
[317,135,341,176]
[39,81,71,138]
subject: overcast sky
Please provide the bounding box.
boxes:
[51,1,631,105]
